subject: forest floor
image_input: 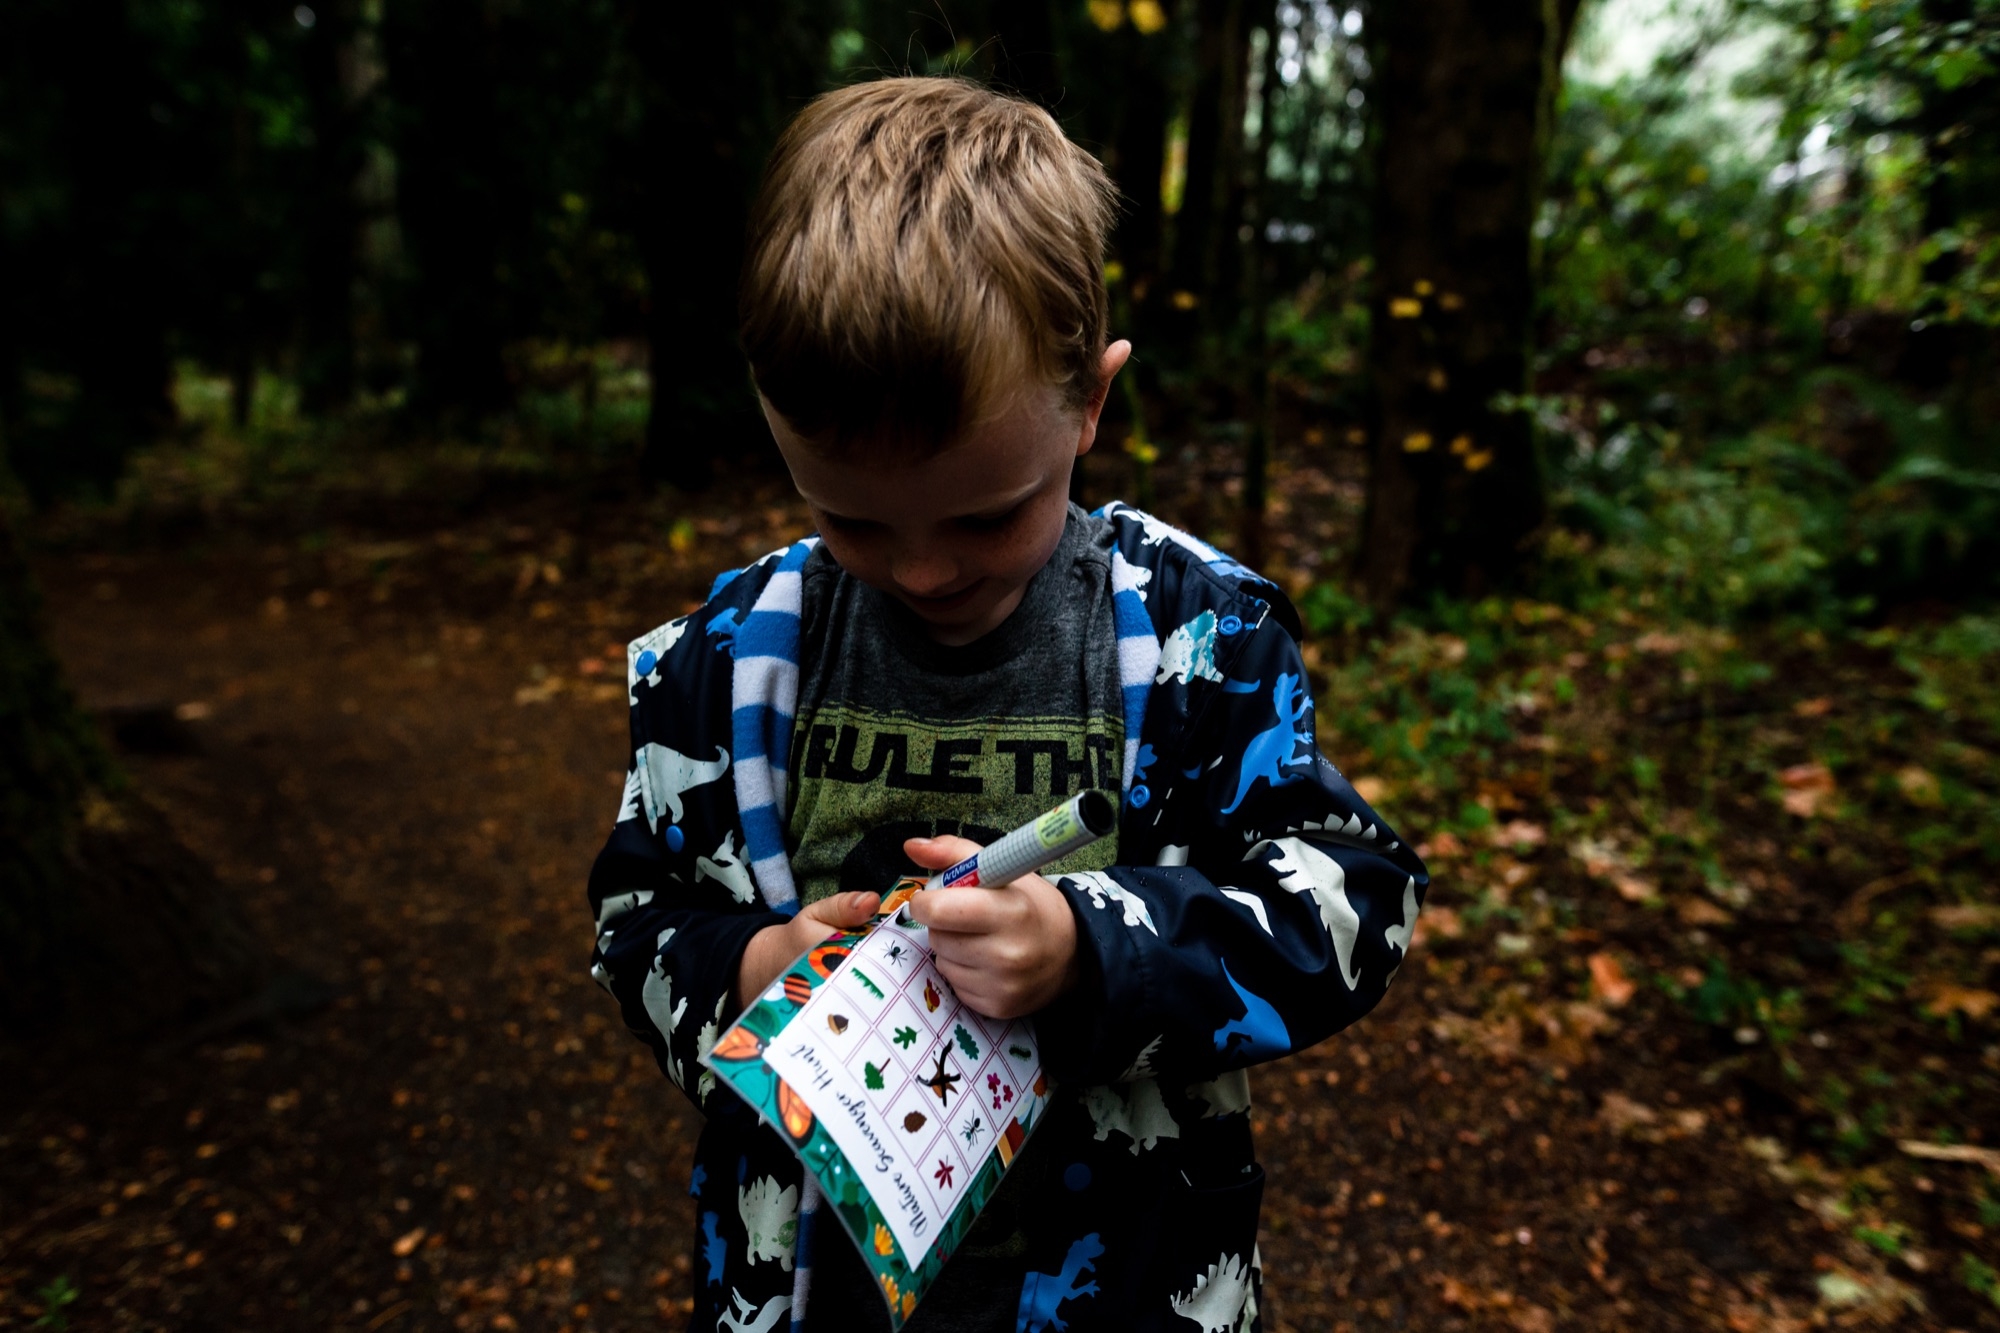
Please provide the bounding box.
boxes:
[3,436,1997,1332]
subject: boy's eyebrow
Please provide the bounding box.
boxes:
[810,478,1045,526]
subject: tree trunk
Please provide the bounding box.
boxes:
[1238,4,1280,570]
[989,0,1065,107]
[1359,0,1579,608]
[0,480,263,1043]
[629,1,779,488]
[298,0,363,416]
[67,0,176,494]
[1104,21,1173,328]
[1166,0,1250,346]
[382,0,512,420]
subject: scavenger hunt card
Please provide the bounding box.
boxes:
[701,880,1053,1327]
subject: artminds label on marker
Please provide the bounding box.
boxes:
[938,854,981,888]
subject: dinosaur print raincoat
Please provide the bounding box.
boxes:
[587,504,1429,1332]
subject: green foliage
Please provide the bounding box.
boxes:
[1963,1253,2000,1310]
[31,1276,78,1330]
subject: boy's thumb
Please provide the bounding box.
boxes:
[813,890,879,925]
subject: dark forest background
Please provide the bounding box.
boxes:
[4,0,2000,1328]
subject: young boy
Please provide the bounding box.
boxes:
[587,77,1426,1333]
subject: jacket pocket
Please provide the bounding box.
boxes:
[1142,1157,1265,1331]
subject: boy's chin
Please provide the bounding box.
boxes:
[894,584,1016,643]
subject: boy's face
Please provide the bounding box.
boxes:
[768,343,1131,647]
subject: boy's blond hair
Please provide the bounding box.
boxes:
[740,77,1117,454]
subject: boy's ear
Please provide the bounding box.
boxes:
[1076,340,1133,458]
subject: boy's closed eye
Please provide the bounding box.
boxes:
[816,511,882,536]
[952,504,1025,534]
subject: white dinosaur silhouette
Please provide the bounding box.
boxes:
[1170,1252,1255,1331]
[737,1176,799,1269]
[643,967,688,1083]
[1250,837,1361,988]
[595,888,654,930]
[1184,1069,1252,1118]
[635,742,730,832]
[696,831,756,904]
[627,616,689,705]
[694,991,726,1101]
[1382,876,1420,955]
[1083,1079,1181,1154]
[717,1289,789,1333]
[1157,611,1224,685]
[1218,889,1272,935]
[1118,1034,1163,1082]
[1062,872,1159,935]
[614,766,644,825]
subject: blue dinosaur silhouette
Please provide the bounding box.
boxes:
[1213,959,1293,1059]
[688,1164,707,1198]
[706,607,741,655]
[1219,672,1313,814]
[700,1211,727,1286]
[1016,1232,1104,1333]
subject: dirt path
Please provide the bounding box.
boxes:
[3,481,1971,1331]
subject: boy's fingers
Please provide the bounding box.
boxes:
[902,835,983,870]
[905,886,1007,934]
[804,891,880,928]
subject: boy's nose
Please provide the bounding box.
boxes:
[890,550,960,597]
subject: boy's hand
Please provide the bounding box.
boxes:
[734,891,881,1010]
[901,835,1081,1020]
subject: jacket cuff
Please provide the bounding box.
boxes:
[1032,876,1152,1085]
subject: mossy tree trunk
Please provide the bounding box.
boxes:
[1359,0,1583,608]
[0,481,261,1043]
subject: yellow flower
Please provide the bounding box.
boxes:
[1129,0,1168,32]
[1170,289,1200,310]
[1465,449,1494,471]
[1389,297,1423,319]
[1402,432,1434,453]
[1087,0,1124,31]
[1449,434,1472,455]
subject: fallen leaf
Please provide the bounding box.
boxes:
[1894,765,1941,807]
[1780,763,1836,817]
[392,1226,427,1257]
[1599,1092,1657,1133]
[1793,696,1833,718]
[1412,906,1462,946]
[1510,1303,1555,1333]
[1676,896,1732,926]
[1612,875,1656,903]
[1921,984,1998,1021]
[1490,820,1546,849]
[1931,904,2000,931]
[1587,953,1636,1007]
[1350,776,1388,805]
[1632,632,1685,654]
[1418,830,1463,860]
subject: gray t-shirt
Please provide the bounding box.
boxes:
[787,504,1125,1331]
[787,505,1125,904]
